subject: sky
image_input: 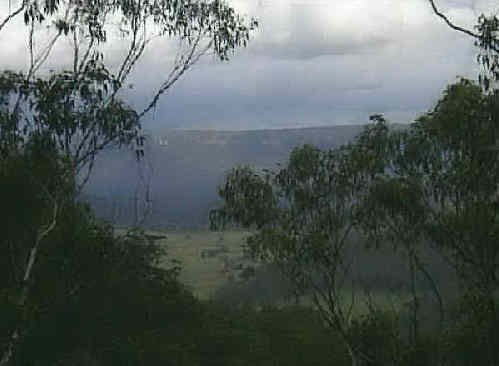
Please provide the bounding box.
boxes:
[1,0,498,131]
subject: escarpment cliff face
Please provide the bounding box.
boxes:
[83,124,377,228]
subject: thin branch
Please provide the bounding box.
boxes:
[120,21,149,83]
[7,240,21,286]
[77,152,96,192]
[26,5,70,80]
[138,31,212,118]
[414,254,445,335]
[77,36,95,75]
[408,251,419,344]
[0,0,26,33]
[73,25,79,75]
[31,31,63,76]
[75,125,99,166]
[428,0,480,39]
[116,9,142,83]
[28,19,35,75]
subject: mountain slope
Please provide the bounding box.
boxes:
[84,124,374,227]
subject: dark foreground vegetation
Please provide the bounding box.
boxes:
[3,78,499,366]
[0,151,343,366]
[0,140,346,365]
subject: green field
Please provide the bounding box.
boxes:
[116,228,428,313]
[112,227,446,336]
[116,228,255,299]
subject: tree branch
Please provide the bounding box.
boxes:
[138,31,211,118]
[0,0,26,33]
[428,0,480,39]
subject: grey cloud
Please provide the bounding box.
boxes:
[0,0,488,132]
[250,35,393,60]
[241,0,402,60]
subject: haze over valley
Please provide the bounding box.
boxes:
[85,124,366,227]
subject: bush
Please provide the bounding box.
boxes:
[443,292,499,366]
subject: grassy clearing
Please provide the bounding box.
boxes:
[161,229,254,299]
[115,228,253,299]
[114,227,436,324]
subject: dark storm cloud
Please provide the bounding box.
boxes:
[134,0,487,131]
[0,0,494,131]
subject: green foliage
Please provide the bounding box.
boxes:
[0,133,72,291]
[211,78,499,364]
[444,292,499,366]
[212,262,295,306]
[197,302,350,366]
[252,305,350,366]
[0,114,351,366]
[1,0,258,171]
[377,79,499,290]
[0,132,209,365]
[0,145,200,365]
[1,1,258,363]
[358,79,499,363]
[210,120,398,364]
[348,309,401,365]
[474,14,499,91]
[0,67,139,170]
[16,0,258,61]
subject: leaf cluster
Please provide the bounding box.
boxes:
[211,77,499,364]
[16,0,258,61]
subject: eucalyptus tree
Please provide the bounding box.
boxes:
[0,1,257,364]
[0,0,258,177]
[210,119,402,366]
[364,79,499,293]
[0,146,197,365]
[424,2,499,284]
[0,0,257,189]
[357,78,499,365]
[210,97,499,364]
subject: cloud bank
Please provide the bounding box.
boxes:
[0,0,494,130]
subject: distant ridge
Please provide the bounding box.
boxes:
[85,123,405,228]
[162,123,367,132]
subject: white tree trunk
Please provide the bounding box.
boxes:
[346,344,359,366]
[0,202,58,366]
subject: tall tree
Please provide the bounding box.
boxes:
[210,119,401,366]
[359,78,499,365]
[0,134,78,365]
[0,0,258,179]
[364,78,499,293]
[0,149,198,364]
[211,83,499,363]
[0,1,257,363]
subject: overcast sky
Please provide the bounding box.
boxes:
[1,0,498,131]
